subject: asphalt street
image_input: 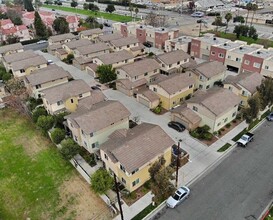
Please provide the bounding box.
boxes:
[159,120,273,220]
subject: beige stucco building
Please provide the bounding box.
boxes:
[79,28,104,43]
[48,33,77,45]
[0,43,24,59]
[65,100,130,153]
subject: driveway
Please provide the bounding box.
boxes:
[35,51,97,86]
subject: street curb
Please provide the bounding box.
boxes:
[258,198,273,220]
[143,118,268,220]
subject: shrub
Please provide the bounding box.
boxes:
[59,138,81,160]
[32,107,47,123]
[36,115,54,133]
[221,128,225,132]
[203,132,213,140]
[225,123,231,128]
[153,106,161,114]
[232,119,237,123]
[91,169,114,194]
[51,128,66,144]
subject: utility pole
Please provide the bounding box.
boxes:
[114,174,124,220]
[198,21,202,37]
[175,139,182,187]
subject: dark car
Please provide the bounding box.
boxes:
[168,121,185,132]
[103,23,111,27]
[143,42,152,48]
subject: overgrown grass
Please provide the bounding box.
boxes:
[0,109,74,219]
[207,31,273,48]
[43,5,135,22]
[131,203,157,220]
[217,143,232,152]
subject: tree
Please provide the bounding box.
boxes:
[6,35,20,44]
[32,107,47,123]
[51,128,66,144]
[248,26,258,40]
[71,0,78,8]
[135,7,139,19]
[250,4,258,26]
[214,16,223,31]
[36,115,55,133]
[91,169,114,194]
[47,26,53,37]
[129,4,134,18]
[96,65,117,84]
[105,4,115,13]
[187,1,195,11]
[14,0,23,5]
[66,54,74,64]
[5,78,26,97]
[53,17,69,34]
[225,12,232,33]
[88,3,99,11]
[242,95,260,124]
[59,138,81,160]
[233,24,249,38]
[149,157,175,205]
[257,78,273,110]
[54,112,68,129]
[83,3,89,10]
[245,3,253,25]
[23,0,34,11]
[34,11,47,37]
[6,9,22,25]
[13,17,22,25]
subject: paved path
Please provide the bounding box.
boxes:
[159,120,272,220]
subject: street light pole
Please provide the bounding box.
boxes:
[175,139,182,188]
[114,173,124,220]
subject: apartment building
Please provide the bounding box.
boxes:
[165,36,193,53]
[0,43,24,58]
[79,28,104,42]
[63,39,93,54]
[48,33,77,45]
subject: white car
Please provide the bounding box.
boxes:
[36,40,47,44]
[191,11,205,17]
[166,186,190,208]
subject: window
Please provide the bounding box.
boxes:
[189,84,193,89]
[131,168,139,175]
[253,62,261,68]
[90,133,93,137]
[71,99,74,103]
[184,59,188,62]
[199,75,203,80]
[236,58,241,62]
[199,85,203,89]
[79,94,83,98]
[125,59,128,63]
[265,65,269,70]
[132,178,140,187]
[218,53,224,58]
[134,76,138,80]
[227,55,231,59]
[153,87,157,92]
[224,118,228,122]
[162,64,165,67]
[180,98,183,102]
[169,64,172,68]
[20,69,25,73]
[228,86,232,91]
[232,112,236,117]
[117,71,120,74]
[120,164,126,173]
[242,90,247,96]
[177,61,180,65]
[84,141,87,147]
[244,60,250,65]
[211,51,215,55]
[193,106,198,112]
[144,72,148,76]
[81,130,84,135]
[206,85,210,89]
[127,45,130,48]
[35,84,41,89]
[121,178,126,184]
[217,122,221,126]
[57,100,63,106]
[104,154,108,160]
[154,69,157,73]
[173,101,176,105]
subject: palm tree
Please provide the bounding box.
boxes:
[250,4,258,26]
[214,16,222,32]
[245,3,253,25]
[225,12,232,33]
[129,4,134,18]
[135,7,139,20]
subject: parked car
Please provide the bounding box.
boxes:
[143,42,152,48]
[47,60,54,65]
[266,112,273,121]
[191,11,204,17]
[197,19,208,24]
[37,40,47,44]
[166,186,190,208]
[237,132,254,147]
[103,22,111,27]
[168,121,186,132]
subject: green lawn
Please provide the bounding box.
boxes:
[131,203,157,220]
[43,5,134,22]
[217,143,232,152]
[0,110,73,219]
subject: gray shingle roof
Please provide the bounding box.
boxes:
[42,79,90,104]
[67,100,130,134]
[110,36,139,47]
[75,42,110,55]
[80,28,103,36]
[157,50,191,65]
[100,123,175,173]
[11,55,47,71]
[193,61,226,78]
[49,33,77,43]
[64,39,92,50]
[118,59,160,78]
[98,33,123,42]
[0,43,23,54]
[96,50,134,65]
[3,50,37,64]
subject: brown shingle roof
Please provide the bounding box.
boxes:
[42,79,90,104]
[110,36,139,47]
[224,72,263,94]
[101,123,175,173]
[64,39,92,50]
[75,42,110,55]
[77,91,106,109]
[0,43,23,54]
[152,72,195,95]
[117,78,147,90]
[49,33,77,43]
[157,50,190,65]
[25,66,72,86]
[138,89,159,102]
[171,105,201,124]
[98,33,123,42]
[96,50,134,65]
[3,50,37,63]
[187,88,241,116]
[118,59,160,78]
[193,61,226,78]
[11,55,47,71]
[67,100,130,134]
[80,28,103,36]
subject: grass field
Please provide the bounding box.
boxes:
[43,5,134,22]
[0,109,111,220]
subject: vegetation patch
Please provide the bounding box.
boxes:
[42,5,134,22]
[131,203,157,220]
[217,143,232,152]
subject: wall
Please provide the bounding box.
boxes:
[241,54,263,73]
[117,68,159,83]
[209,46,226,64]
[197,72,226,90]
[120,24,128,37]
[261,59,273,77]
[136,28,146,43]
[190,39,201,58]
[155,32,169,49]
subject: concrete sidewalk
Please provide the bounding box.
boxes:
[114,121,248,220]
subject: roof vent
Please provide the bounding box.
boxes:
[239,47,243,50]
[213,37,216,40]
[162,28,165,31]
[140,25,143,28]
[257,51,261,54]
[224,43,227,46]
